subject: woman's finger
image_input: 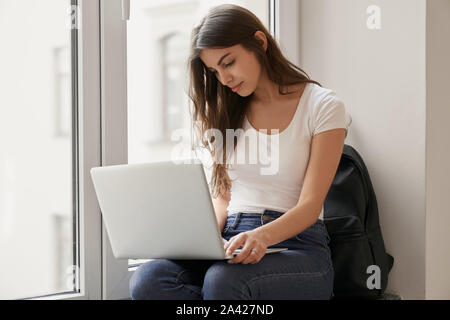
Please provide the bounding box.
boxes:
[241,248,259,264]
[222,238,228,247]
[230,242,255,264]
[230,234,248,253]
[250,252,265,264]
[226,234,247,256]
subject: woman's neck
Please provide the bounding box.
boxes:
[250,82,306,108]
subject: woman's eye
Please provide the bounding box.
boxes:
[210,60,234,75]
[225,60,235,68]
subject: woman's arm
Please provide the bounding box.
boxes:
[211,188,231,233]
[225,128,347,264]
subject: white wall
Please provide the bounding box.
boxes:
[298,0,450,299]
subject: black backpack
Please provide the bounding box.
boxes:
[323,144,394,299]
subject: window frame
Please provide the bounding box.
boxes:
[99,0,130,300]
[271,0,301,66]
[31,0,103,300]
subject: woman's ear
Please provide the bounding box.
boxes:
[253,31,267,51]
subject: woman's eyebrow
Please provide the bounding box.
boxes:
[216,53,231,66]
[207,52,232,70]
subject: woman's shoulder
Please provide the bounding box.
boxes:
[307,82,338,101]
[305,83,345,114]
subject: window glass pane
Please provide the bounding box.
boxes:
[0,0,77,299]
[127,0,269,267]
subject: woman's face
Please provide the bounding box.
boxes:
[199,43,262,97]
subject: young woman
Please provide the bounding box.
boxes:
[130,4,351,300]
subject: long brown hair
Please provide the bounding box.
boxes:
[187,4,321,199]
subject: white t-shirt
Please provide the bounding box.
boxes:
[225,82,352,220]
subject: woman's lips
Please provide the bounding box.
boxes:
[231,82,243,92]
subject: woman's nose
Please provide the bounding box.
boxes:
[218,71,232,86]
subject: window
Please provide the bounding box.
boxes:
[0,0,78,299]
[161,32,189,142]
[54,46,71,138]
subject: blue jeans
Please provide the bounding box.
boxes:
[129,209,334,300]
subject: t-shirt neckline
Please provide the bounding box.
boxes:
[244,83,310,136]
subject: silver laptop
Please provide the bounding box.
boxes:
[90,161,287,260]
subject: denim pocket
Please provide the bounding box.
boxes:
[222,218,234,234]
[222,212,265,238]
[222,225,230,235]
[261,210,284,225]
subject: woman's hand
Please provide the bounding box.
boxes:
[222,237,229,247]
[224,229,269,264]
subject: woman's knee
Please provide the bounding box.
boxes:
[129,259,176,300]
[203,263,250,300]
